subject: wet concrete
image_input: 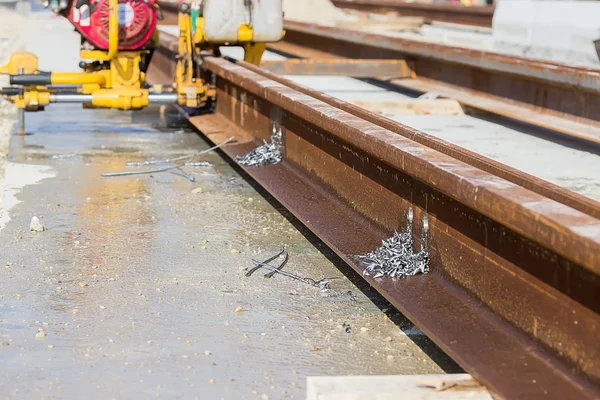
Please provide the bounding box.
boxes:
[0,104,455,399]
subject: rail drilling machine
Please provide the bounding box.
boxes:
[0,0,284,132]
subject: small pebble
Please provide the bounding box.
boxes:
[234,306,245,313]
[260,395,269,400]
[47,345,55,349]
[387,355,394,361]
[209,378,215,385]
[29,216,45,232]
[35,328,46,340]
[360,327,369,333]
[204,351,211,356]
[191,187,203,194]
[385,336,393,342]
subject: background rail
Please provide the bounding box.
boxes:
[331,0,495,27]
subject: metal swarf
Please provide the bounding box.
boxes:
[125,137,234,167]
[102,137,232,179]
[234,130,282,167]
[245,248,333,291]
[358,217,429,279]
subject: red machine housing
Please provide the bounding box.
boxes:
[65,0,157,50]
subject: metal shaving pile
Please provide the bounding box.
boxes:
[183,161,213,167]
[358,222,429,279]
[234,131,282,166]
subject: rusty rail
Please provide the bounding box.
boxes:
[158,1,179,24]
[149,31,600,399]
[331,0,495,27]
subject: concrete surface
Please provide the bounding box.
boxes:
[306,374,493,400]
[0,15,458,400]
[0,105,454,400]
[493,0,600,66]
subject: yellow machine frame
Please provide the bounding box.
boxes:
[0,0,280,132]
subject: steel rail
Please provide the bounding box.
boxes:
[233,59,600,220]
[151,30,600,218]
[202,57,600,398]
[149,27,600,400]
[158,1,179,24]
[331,0,495,27]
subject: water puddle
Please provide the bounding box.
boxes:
[0,161,55,231]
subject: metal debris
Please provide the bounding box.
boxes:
[342,321,352,333]
[245,248,333,291]
[51,153,79,160]
[264,249,289,279]
[101,164,182,178]
[124,137,234,166]
[358,210,429,279]
[183,161,213,167]
[253,262,333,291]
[234,130,282,167]
[103,137,233,178]
[245,247,286,277]
[169,168,196,182]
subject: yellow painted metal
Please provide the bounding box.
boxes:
[107,0,119,59]
[81,84,101,94]
[14,90,50,111]
[110,53,143,88]
[177,84,207,108]
[51,72,108,85]
[3,0,284,113]
[177,10,194,86]
[243,43,267,65]
[237,24,253,42]
[193,17,205,43]
[0,52,39,74]
[81,0,119,61]
[90,88,149,110]
[173,10,207,108]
